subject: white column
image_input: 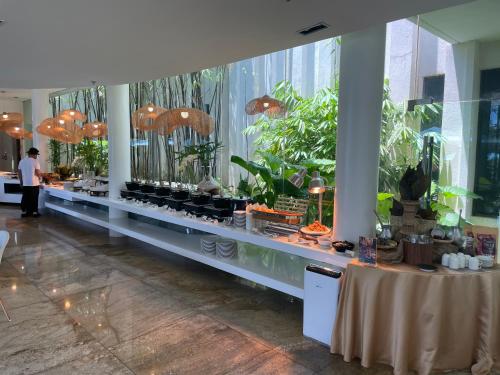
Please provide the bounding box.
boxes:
[106,84,131,237]
[31,89,51,172]
[334,24,386,243]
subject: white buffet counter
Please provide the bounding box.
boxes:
[42,185,353,298]
[0,172,22,204]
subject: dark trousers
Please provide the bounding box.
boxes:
[21,186,40,214]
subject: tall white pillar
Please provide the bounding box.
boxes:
[106,84,131,237]
[333,24,386,243]
[31,89,51,172]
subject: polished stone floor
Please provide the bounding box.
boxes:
[0,205,469,375]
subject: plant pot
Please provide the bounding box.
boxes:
[139,183,156,194]
[154,186,171,197]
[191,192,211,205]
[171,188,190,200]
[125,181,140,191]
[212,195,231,209]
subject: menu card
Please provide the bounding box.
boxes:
[359,236,377,266]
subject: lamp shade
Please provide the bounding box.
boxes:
[308,171,325,194]
[288,168,307,188]
[245,95,286,118]
[4,127,32,140]
[154,108,215,136]
[36,117,83,144]
[132,104,166,131]
[0,112,23,129]
[83,122,108,138]
[57,109,87,123]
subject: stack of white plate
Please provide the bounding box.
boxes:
[216,239,238,259]
[233,210,247,228]
[200,236,219,255]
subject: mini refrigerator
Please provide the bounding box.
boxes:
[303,264,343,347]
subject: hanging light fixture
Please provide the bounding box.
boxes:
[245,95,286,118]
[131,103,166,131]
[154,108,215,136]
[57,109,87,123]
[4,127,32,140]
[83,122,108,139]
[0,112,23,129]
[36,117,83,144]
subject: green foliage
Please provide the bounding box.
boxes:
[48,139,61,170]
[75,140,108,175]
[230,155,306,207]
[379,80,443,194]
[244,81,338,176]
[376,192,394,223]
[431,184,482,226]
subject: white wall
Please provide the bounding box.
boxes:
[0,99,24,172]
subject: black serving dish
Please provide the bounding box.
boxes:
[212,195,232,209]
[191,191,211,205]
[125,181,140,191]
[332,240,355,253]
[154,186,172,197]
[165,197,190,211]
[134,191,150,203]
[139,183,156,194]
[148,194,168,207]
[120,190,130,199]
[171,188,190,200]
[231,196,252,211]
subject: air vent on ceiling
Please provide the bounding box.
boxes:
[0,20,5,26]
[298,22,329,36]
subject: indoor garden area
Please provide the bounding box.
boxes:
[0,1,499,374]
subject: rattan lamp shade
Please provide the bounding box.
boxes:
[83,122,108,138]
[132,104,166,131]
[154,108,215,136]
[4,127,32,140]
[0,112,24,129]
[36,118,83,144]
[58,109,87,123]
[245,95,286,118]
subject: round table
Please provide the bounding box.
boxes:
[331,260,500,375]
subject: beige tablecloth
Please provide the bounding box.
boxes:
[331,261,500,375]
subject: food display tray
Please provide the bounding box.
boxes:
[251,210,303,225]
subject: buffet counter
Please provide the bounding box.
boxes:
[0,172,22,204]
[332,260,500,375]
[42,185,353,299]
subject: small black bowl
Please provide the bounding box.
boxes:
[125,181,140,191]
[191,192,211,205]
[139,183,156,194]
[212,195,231,209]
[155,186,171,196]
[171,189,190,200]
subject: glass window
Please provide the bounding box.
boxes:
[473,68,500,217]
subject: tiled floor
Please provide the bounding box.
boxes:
[0,205,471,375]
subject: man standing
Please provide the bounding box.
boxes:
[18,147,42,218]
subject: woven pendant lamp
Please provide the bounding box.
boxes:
[154,108,215,136]
[57,109,87,123]
[245,95,286,118]
[36,117,83,144]
[36,118,60,137]
[0,112,24,129]
[83,122,108,139]
[132,104,166,131]
[4,126,32,140]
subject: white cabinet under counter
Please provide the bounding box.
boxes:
[0,173,22,204]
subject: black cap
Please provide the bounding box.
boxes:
[27,147,40,155]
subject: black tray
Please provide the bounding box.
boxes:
[204,204,233,219]
[148,194,168,207]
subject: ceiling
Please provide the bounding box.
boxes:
[419,0,500,44]
[0,88,32,100]
[0,0,473,89]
